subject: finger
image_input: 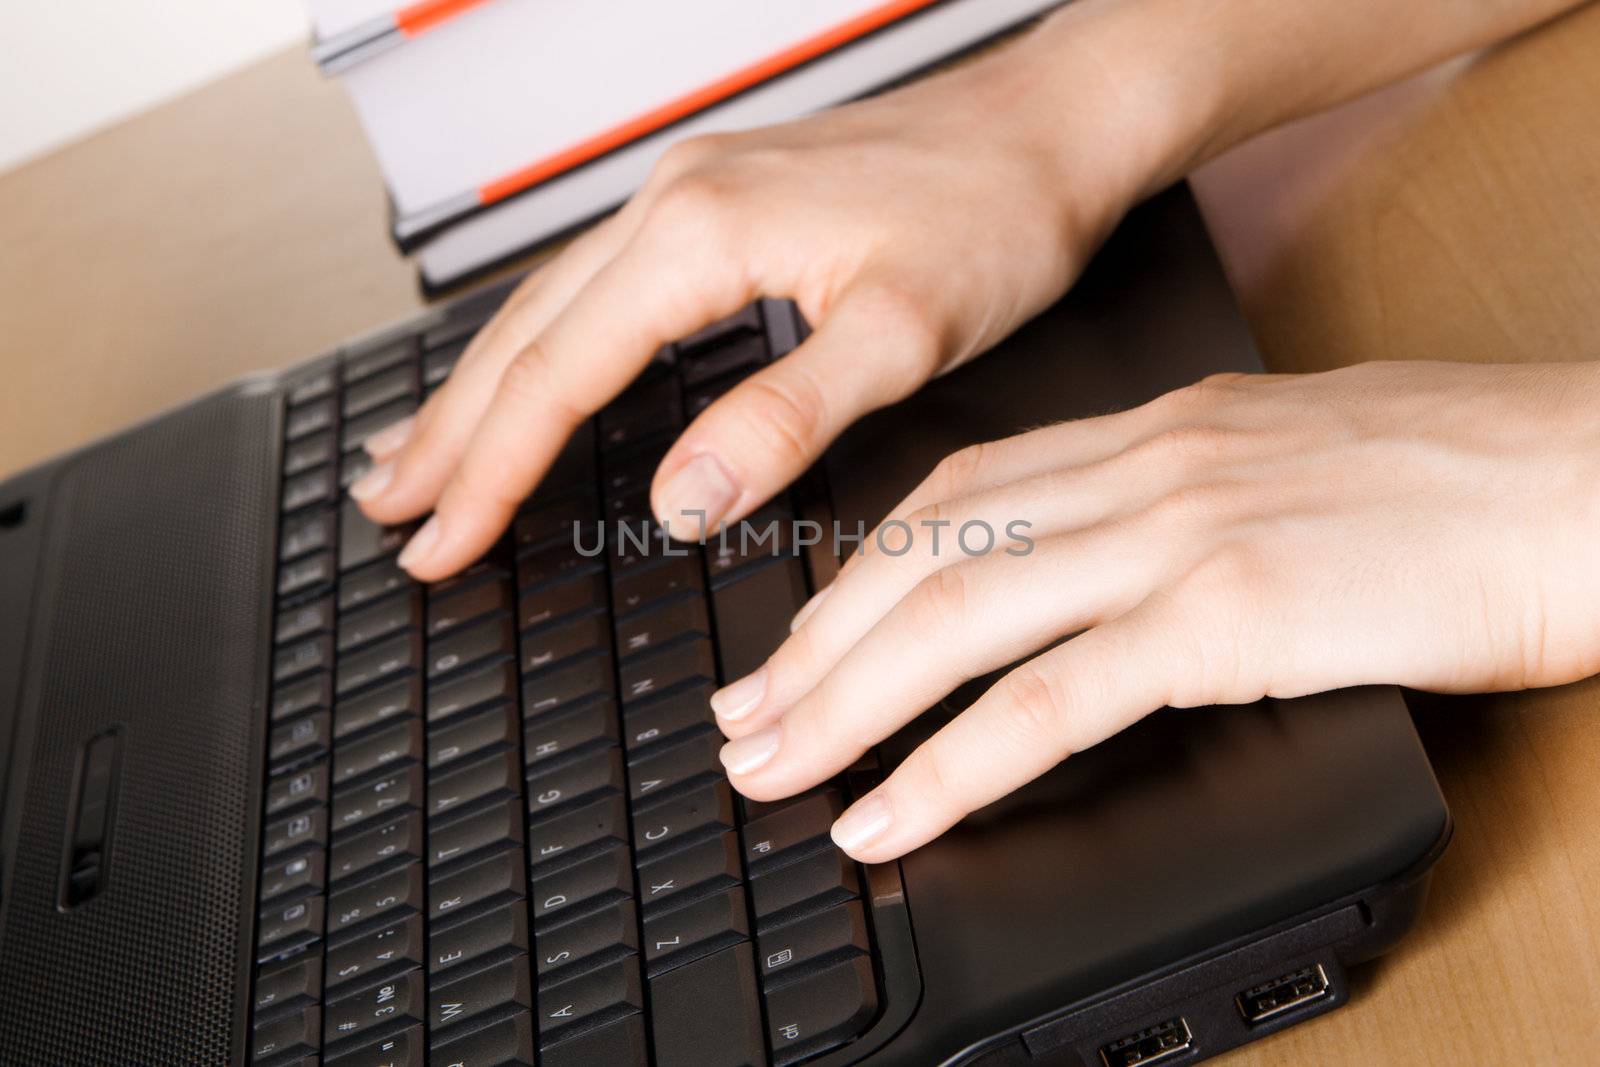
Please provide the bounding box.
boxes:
[650,284,942,538]
[717,529,1169,798]
[712,434,1226,734]
[353,209,643,523]
[830,601,1203,862]
[397,214,761,579]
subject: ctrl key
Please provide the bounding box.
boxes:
[251,1002,318,1063]
[765,955,879,1065]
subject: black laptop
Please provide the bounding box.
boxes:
[0,185,1449,1066]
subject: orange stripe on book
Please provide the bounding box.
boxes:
[476,0,943,206]
[397,0,490,37]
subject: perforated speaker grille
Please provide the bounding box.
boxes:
[0,385,277,1066]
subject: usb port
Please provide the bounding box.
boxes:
[1099,1017,1193,1067]
[1235,964,1331,1025]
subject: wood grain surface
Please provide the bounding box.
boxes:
[1,7,1597,1063]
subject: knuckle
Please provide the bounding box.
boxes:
[651,171,741,237]
[656,134,727,177]
[853,283,943,372]
[730,367,827,466]
[904,557,970,630]
[498,342,583,425]
[899,744,962,813]
[927,442,988,501]
[1147,480,1239,531]
[995,662,1075,752]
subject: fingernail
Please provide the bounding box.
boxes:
[789,586,831,633]
[364,417,414,458]
[719,724,781,776]
[657,453,739,534]
[348,460,395,502]
[710,667,767,722]
[397,516,441,572]
[831,794,892,855]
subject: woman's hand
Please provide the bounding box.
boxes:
[712,361,1600,862]
[350,12,1203,580]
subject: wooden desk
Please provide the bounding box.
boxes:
[2,7,1597,1063]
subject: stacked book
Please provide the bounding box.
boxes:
[307,0,1068,293]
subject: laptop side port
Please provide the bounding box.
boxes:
[1099,1017,1194,1067]
[1235,964,1331,1025]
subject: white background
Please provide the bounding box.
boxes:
[0,0,309,174]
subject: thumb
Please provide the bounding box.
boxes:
[651,284,941,536]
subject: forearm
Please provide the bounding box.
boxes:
[1003,0,1590,204]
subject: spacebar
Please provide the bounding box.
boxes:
[710,557,808,683]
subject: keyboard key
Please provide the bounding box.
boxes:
[633,779,735,858]
[286,365,336,406]
[538,954,644,1046]
[324,966,424,1045]
[432,1011,535,1067]
[429,847,526,920]
[334,719,422,785]
[611,553,703,616]
[711,555,807,683]
[429,796,521,869]
[333,764,422,832]
[429,748,519,819]
[429,900,527,975]
[422,337,467,387]
[523,698,619,768]
[428,703,517,770]
[283,430,335,477]
[517,572,607,632]
[275,635,333,685]
[339,498,414,573]
[741,789,845,871]
[600,376,683,454]
[619,638,715,705]
[430,614,515,679]
[527,793,629,871]
[648,942,765,1067]
[283,466,338,513]
[521,612,608,675]
[637,831,741,914]
[615,595,709,661]
[517,542,602,591]
[324,913,423,992]
[266,762,329,818]
[642,885,749,976]
[535,899,638,980]
[327,862,423,935]
[337,631,421,697]
[522,652,614,716]
[277,596,333,645]
[334,675,420,740]
[677,304,763,353]
[750,849,860,927]
[254,952,322,1014]
[279,551,335,599]
[428,659,516,724]
[343,364,417,420]
[758,900,870,983]
[542,421,598,496]
[260,851,325,903]
[526,746,625,815]
[629,730,722,805]
[251,1002,320,1062]
[706,506,796,585]
[326,1023,422,1067]
[681,330,768,388]
[263,808,328,859]
[430,952,532,1032]
[540,1012,647,1067]
[273,672,332,722]
[342,336,417,384]
[281,509,336,562]
[339,449,374,491]
[343,398,417,453]
[515,493,599,552]
[258,895,324,956]
[339,558,410,612]
[428,557,509,598]
[622,683,716,756]
[286,397,336,441]
[531,845,633,927]
[329,810,423,884]
[764,955,878,1065]
[428,578,512,636]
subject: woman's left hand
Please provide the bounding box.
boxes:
[710,360,1600,862]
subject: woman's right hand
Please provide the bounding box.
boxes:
[350,7,1204,580]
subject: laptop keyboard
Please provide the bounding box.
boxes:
[251,292,886,1066]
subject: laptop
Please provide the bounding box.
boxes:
[0,184,1449,1066]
